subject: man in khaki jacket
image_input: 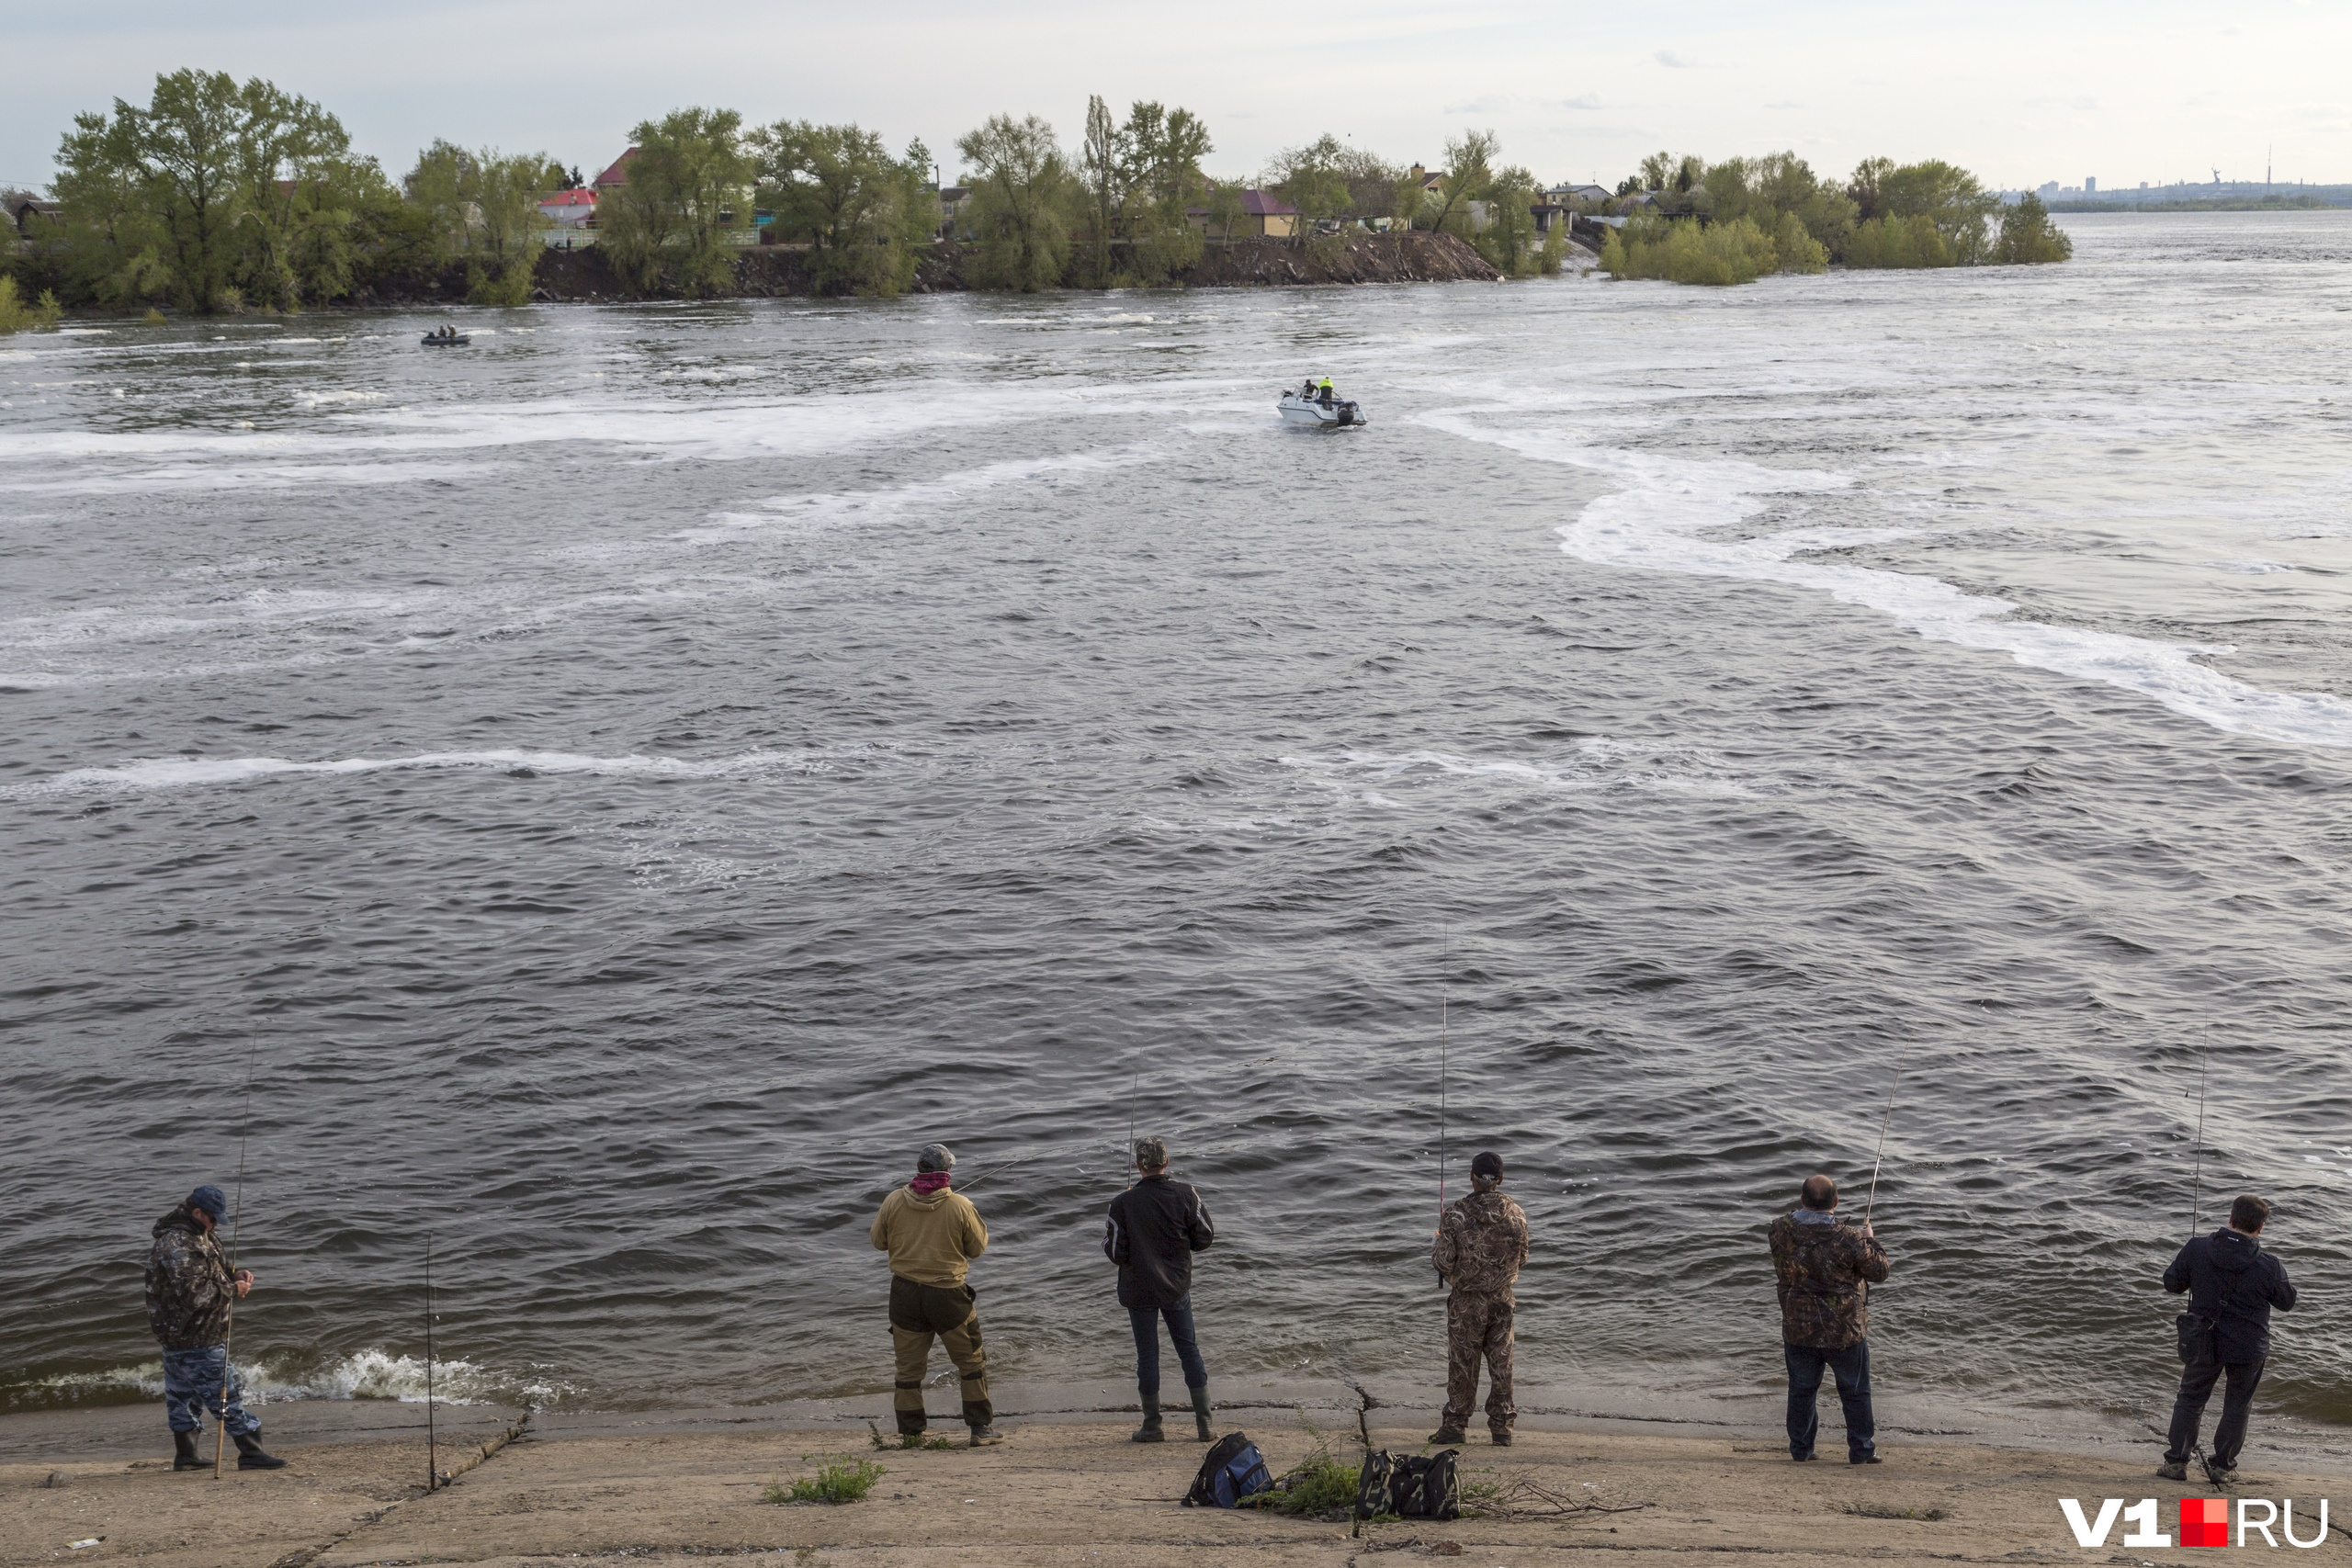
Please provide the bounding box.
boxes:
[870,1143,1000,1446]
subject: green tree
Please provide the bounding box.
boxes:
[1119,101,1210,282]
[1474,164,1541,276]
[752,120,925,296]
[1422,130,1498,234]
[1991,190,2073,264]
[598,107,752,297]
[1263,134,1351,248]
[1078,95,1123,284]
[1201,178,1247,244]
[402,141,556,304]
[956,113,1071,291]
[51,69,372,311]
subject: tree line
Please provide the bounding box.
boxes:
[1599,151,2072,286]
[6,71,1589,318]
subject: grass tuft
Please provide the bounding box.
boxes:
[865,1420,956,1451]
[1249,1410,1363,1518]
[767,1456,885,1506]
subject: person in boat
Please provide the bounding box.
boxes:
[871,1144,1001,1448]
[1317,377,1337,406]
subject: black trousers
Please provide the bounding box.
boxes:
[2165,1359,2263,1468]
[1785,1339,1874,1461]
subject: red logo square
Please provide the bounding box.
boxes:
[2181,1496,2229,1548]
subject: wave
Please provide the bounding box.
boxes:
[24,1348,531,1405]
[17,747,812,797]
[1420,412,2352,750]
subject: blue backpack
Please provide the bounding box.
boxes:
[1184,1432,1274,1508]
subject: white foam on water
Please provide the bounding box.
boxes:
[1421,411,2352,750]
[20,747,803,797]
[672,444,1164,543]
[1280,742,1755,801]
[27,1349,530,1405]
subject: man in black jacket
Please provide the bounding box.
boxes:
[1102,1135,1215,1443]
[2159,1193,2297,1481]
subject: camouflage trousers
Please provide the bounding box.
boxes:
[1442,1290,1515,1435]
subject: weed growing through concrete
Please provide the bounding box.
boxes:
[768,1457,886,1505]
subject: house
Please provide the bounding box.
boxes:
[6,192,59,240]
[1547,183,1612,208]
[594,150,638,189]
[538,187,597,228]
[1532,202,1570,234]
[1238,188,1297,238]
[1408,164,1446,196]
[936,186,972,239]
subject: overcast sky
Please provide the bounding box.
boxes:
[6,0,2346,193]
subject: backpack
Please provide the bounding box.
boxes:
[1183,1432,1273,1509]
[1353,1448,1460,1521]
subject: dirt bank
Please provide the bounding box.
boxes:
[341,232,1504,306]
[6,1397,2343,1567]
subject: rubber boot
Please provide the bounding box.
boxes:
[1428,1427,1467,1446]
[173,1430,203,1471]
[1132,1392,1165,1443]
[232,1429,288,1471]
[967,1423,1002,1448]
[1190,1385,1213,1443]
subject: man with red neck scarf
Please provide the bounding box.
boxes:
[871,1143,1000,1446]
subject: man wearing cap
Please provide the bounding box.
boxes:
[145,1185,286,1471]
[870,1144,1000,1447]
[1430,1150,1529,1446]
[1102,1134,1216,1443]
[1768,1173,1889,1465]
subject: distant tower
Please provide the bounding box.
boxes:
[2086,176,2097,194]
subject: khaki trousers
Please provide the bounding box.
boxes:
[888,1275,991,1432]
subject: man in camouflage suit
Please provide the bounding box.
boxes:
[1430,1150,1530,1445]
[1768,1173,1889,1465]
[146,1184,286,1471]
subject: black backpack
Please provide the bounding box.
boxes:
[1183,1432,1274,1508]
[1354,1448,1460,1520]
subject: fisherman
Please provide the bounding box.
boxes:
[869,1143,1001,1447]
[1429,1150,1529,1445]
[145,1184,287,1471]
[1768,1174,1888,1465]
[1317,376,1337,405]
[2157,1193,2297,1482]
[1102,1134,1216,1443]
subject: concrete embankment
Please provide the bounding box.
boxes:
[6,1395,2344,1566]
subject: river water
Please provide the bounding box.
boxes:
[5,212,2349,1450]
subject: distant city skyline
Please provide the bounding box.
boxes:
[4,1,2347,194]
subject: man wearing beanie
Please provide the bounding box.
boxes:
[1430,1150,1529,1446]
[1102,1134,1216,1442]
[144,1184,286,1471]
[870,1143,1000,1447]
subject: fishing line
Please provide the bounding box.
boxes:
[2189,1015,2211,1239]
[215,1029,258,1479]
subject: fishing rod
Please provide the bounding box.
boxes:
[2189,1016,2211,1239]
[1125,1068,1141,1189]
[956,1149,1040,1192]
[424,1235,437,1493]
[1861,1071,1901,1226]
[1438,927,1451,1227]
[215,1032,258,1479]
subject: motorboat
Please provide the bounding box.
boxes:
[1278,388,1365,428]
[420,332,471,347]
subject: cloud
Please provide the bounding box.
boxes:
[1553,93,1605,110]
[1442,93,1513,115]
[1655,50,1698,68]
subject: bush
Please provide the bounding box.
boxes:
[1992,192,2073,265]
[1841,214,1951,268]
[767,1457,885,1506]
[1601,214,1781,286]
[1245,1416,1362,1517]
[0,276,63,333]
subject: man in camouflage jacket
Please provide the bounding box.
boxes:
[145,1185,285,1471]
[1430,1150,1530,1445]
[1767,1173,1889,1464]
